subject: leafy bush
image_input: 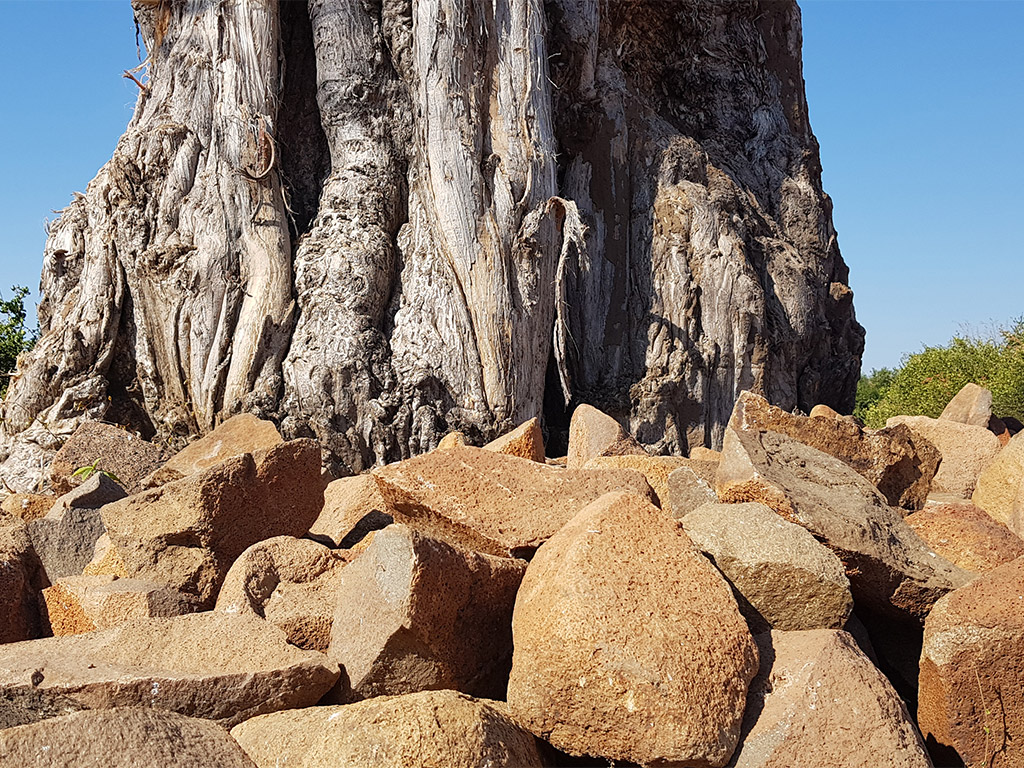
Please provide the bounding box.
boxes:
[0,286,37,398]
[857,320,1024,429]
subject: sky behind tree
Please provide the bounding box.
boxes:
[0,0,1021,374]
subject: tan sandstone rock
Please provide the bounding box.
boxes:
[683,502,852,631]
[666,464,719,517]
[508,492,758,766]
[0,516,47,644]
[48,422,166,495]
[689,445,722,462]
[888,414,1001,499]
[972,430,1024,530]
[906,503,1024,573]
[728,630,931,768]
[583,454,705,512]
[0,612,339,727]
[231,690,543,768]
[483,417,546,462]
[216,536,349,652]
[1,493,55,522]
[308,473,394,548]
[329,524,525,701]
[0,707,258,767]
[919,556,1024,768]
[940,382,993,428]
[566,403,647,468]
[373,445,653,556]
[809,403,843,419]
[437,431,468,449]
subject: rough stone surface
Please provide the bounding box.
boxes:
[483,417,545,462]
[731,391,940,510]
[566,404,648,469]
[308,473,394,549]
[0,707,259,767]
[972,430,1024,530]
[809,403,843,419]
[42,575,201,636]
[508,492,758,766]
[0,612,339,727]
[142,414,283,488]
[437,431,468,450]
[373,445,654,557]
[329,524,525,701]
[919,557,1024,768]
[27,506,106,581]
[216,536,349,652]
[1,493,55,522]
[683,502,852,632]
[231,690,543,768]
[583,454,715,515]
[690,446,722,462]
[99,438,323,605]
[49,472,126,513]
[887,415,1001,500]
[0,517,47,644]
[940,382,993,428]
[728,630,931,768]
[666,465,719,517]
[906,503,1024,573]
[48,422,166,496]
[716,421,970,623]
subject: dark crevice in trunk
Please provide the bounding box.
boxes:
[541,349,571,458]
[105,290,156,440]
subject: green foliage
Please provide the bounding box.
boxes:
[0,286,37,397]
[857,320,1024,428]
[71,459,123,488]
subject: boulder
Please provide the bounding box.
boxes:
[437,431,468,449]
[0,708,259,767]
[940,382,993,428]
[48,472,126,512]
[42,575,201,636]
[566,404,647,469]
[99,439,323,605]
[231,690,543,768]
[682,502,852,632]
[728,630,931,768]
[689,446,722,461]
[48,422,166,496]
[919,556,1024,768]
[1,493,55,522]
[730,392,939,510]
[0,517,47,644]
[667,464,719,517]
[905,502,1024,573]
[507,492,758,767]
[483,417,545,462]
[141,413,282,488]
[716,421,970,623]
[27,507,106,581]
[887,415,1001,499]
[0,612,339,727]
[373,445,654,557]
[583,454,713,514]
[308,473,394,548]
[329,524,525,701]
[809,403,843,419]
[972,430,1024,529]
[216,536,349,652]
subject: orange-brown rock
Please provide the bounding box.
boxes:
[717,420,970,623]
[483,417,545,462]
[42,575,201,636]
[329,524,525,700]
[0,613,339,727]
[809,403,843,419]
[906,503,1024,573]
[940,382,993,428]
[689,445,722,462]
[437,431,468,449]
[231,690,544,768]
[0,708,259,767]
[142,413,282,488]
[507,492,758,766]
[919,557,1024,768]
[972,430,1024,531]
[100,439,323,606]
[373,445,653,556]
[216,537,349,652]
[888,414,1001,499]
[583,454,706,513]
[566,404,647,469]
[1,493,55,522]
[82,534,130,578]
[308,473,393,548]
[48,422,166,495]
[729,630,931,768]
[731,392,939,510]
[0,516,47,644]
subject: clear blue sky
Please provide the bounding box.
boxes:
[0,1,1021,374]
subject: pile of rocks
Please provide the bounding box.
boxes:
[1,385,1023,767]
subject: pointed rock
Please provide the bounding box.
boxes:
[583,454,713,514]
[940,382,993,428]
[888,415,1001,499]
[566,404,647,469]
[484,417,545,462]
[308,473,394,548]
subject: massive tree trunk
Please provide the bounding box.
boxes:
[0,0,863,486]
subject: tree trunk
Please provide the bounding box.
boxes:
[0,0,863,486]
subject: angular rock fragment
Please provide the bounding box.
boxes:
[27,503,107,581]
[483,417,545,462]
[216,536,349,652]
[888,415,1001,499]
[373,445,653,556]
[689,446,722,462]
[508,492,758,766]
[906,502,1024,572]
[972,430,1024,530]
[667,464,719,517]
[583,454,705,513]
[49,472,126,513]
[683,502,852,631]
[940,382,993,428]
[231,690,543,768]
[0,613,339,727]
[0,708,259,767]
[1,493,55,522]
[49,422,166,495]
[308,474,393,548]
[566,404,647,469]
[0,517,47,644]
[329,524,525,700]
[728,630,931,768]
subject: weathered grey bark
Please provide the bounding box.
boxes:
[0,0,863,486]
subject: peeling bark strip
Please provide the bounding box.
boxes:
[0,0,863,483]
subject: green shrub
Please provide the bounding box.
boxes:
[857,320,1024,429]
[0,286,37,398]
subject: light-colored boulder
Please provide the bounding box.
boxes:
[42,575,201,635]
[437,431,468,449]
[0,612,339,727]
[809,403,843,419]
[0,708,258,767]
[0,517,46,644]
[728,630,931,768]
[308,473,393,548]
[1,493,56,522]
[508,492,758,766]
[972,430,1024,530]
[483,417,545,462]
[49,422,165,495]
[329,524,525,701]
[940,382,993,428]
[26,507,106,582]
[683,502,852,631]
[667,464,719,517]
[888,414,1001,499]
[584,454,714,515]
[906,502,1024,573]
[566,403,647,469]
[689,445,722,461]
[373,445,653,557]
[216,536,349,652]
[231,690,543,768]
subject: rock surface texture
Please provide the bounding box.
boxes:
[47,422,166,496]
[43,575,201,635]
[906,502,1024,573]
[0,517,47,644]
[0,0,863,481]
[972,430,1024,532]
[940,382,993,428]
